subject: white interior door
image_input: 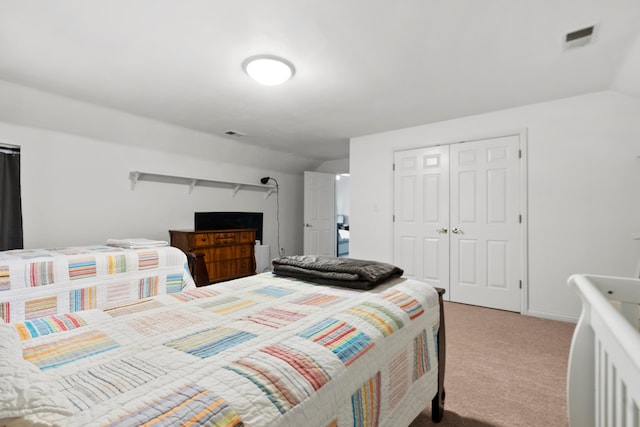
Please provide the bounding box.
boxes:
[393,135,523,312]
[393,147,450,295]
[304,171,336,256]
[449,136,521,311]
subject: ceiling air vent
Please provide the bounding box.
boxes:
[224,130,246,137]
[564,25,596,50]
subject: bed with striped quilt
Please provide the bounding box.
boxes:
[0,245,195,324]
[0,272,442,426]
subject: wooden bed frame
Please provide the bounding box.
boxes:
[432,287,446,423]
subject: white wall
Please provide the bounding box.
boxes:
[350,90,640,321]
[613,32,640,98]
[315,158,349,174]
[0,82,305,257]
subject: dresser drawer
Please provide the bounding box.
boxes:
[208,261,237,281]
[235,244,253,259]
[237,258,254,276]
[211,232,236,245]
[237,231,255,243]
[211,246,235,261]
[188,233,210,248]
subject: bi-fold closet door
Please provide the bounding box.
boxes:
[393,135,522,312]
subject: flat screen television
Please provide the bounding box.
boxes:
[194,212,263,243]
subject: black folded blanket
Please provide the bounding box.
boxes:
[272,255,404,290]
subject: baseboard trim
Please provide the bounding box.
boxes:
[525,309,578,323]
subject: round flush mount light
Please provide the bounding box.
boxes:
[243,55,295,86]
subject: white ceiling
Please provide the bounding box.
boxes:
[1,0,639,162]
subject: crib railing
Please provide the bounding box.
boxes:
[567,274,640,427]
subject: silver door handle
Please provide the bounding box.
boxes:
[452,227,464,234]
[436,228,448,234]
[305,223,312,227]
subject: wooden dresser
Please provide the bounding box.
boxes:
[169,229,256,286]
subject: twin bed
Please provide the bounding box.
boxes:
[0,245,445,426]
[6,243,636,426]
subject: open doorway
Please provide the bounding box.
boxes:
[336,173,350,257]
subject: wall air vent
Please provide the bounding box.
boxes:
[564,25,596,50]
[224,130,247,137]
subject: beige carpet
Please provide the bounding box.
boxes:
[409,301,576,427]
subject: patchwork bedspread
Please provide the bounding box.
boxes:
[0,245,195,324]
[2,273,440,427]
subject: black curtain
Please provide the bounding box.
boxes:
[0,146,23,250]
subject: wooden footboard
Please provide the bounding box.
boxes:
[432,287,446,423]
[567,274,640,427]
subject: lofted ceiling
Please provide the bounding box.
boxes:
[0,0,639,162]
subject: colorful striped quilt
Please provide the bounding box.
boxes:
[2,273,440,427]
[0,245,195,323]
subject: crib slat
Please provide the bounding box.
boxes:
[615,367,624,427]
[623,384,638,427]
[609,362,617,427]
[596,340,605,427]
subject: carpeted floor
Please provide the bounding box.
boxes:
[409,301,576,427]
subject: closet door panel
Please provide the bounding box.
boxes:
[400,236,417,278]
[394,147,450,294]
[394,136,522,312]
[450,136,521,312]
[423,174,441,223]
[487,240,508,289]
[458,238,478,285]
[423,237,441,281]
[457,171,477,224]
[400,175,417,222]
[488,169,508,223]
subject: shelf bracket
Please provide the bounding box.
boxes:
[129,171,140,190]
[232,184,241,197]
[265,188,276,199]
[188,179,198,194]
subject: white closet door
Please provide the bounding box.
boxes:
[393,147,450,295]
[449,135,521,311]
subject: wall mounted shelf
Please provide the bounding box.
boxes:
[128,171,277,198]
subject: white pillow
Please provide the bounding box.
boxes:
[0,324,73,424]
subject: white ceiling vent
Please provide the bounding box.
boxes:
[564,25,596,50]
[224,130,247,137]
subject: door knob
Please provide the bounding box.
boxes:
[436,228,448,234]
[305,223,312,228]
[451,227,464,234]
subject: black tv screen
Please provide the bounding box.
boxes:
[194,212,263,243]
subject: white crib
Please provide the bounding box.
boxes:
[567,274,640,427]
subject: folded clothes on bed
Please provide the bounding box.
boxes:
[272,255,403,289]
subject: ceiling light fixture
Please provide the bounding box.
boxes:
[243,55,295,86]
